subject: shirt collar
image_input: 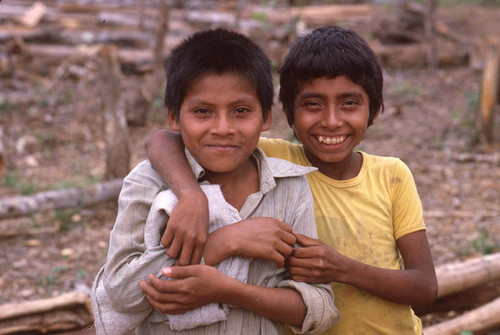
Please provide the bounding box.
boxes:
[186,147,316,194]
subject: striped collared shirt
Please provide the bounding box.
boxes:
[99,148,339,334]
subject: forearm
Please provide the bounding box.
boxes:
[202,227,234,266]
[337,256,436,307]
[146,129,200,196]
[221,279,306,327]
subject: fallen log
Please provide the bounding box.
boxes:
[371,39,468,68]
[23,43,155,73]
[423,296,500,335]
[436,252,500,298]
[0,292,93,335]
[0,179,123,219]
[0,26,152,48]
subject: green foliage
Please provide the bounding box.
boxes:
[54,175,100,190]
[52,208,81,232]
[77,268,88,280]
[36,132,57,148]
[37,266,67,287]
[0,97,20,114]
[471,228,500,255]
[460,330,474,335]
[252,11,267,24]
[0,171,40,195]
[0,171,19,187]
[19,181,38,196]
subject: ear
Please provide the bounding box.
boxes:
[167,108,180,131]
[370,108,381,126]
[261,110,272,132]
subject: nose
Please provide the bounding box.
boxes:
[211,113,233,135]
[321,106,342,128]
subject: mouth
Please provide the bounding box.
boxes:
[206,144,238,151]
[317,135,346,145]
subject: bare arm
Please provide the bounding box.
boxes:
[203,217,296,268]
[141,265,307,327]
[146,129,209,265]
[287,230,438,307]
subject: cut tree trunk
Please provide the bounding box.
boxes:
[97,44,131,180]
[423,296,500,335]
[0,179,123,219]
[0,292,93,335]
[479,35,500,144]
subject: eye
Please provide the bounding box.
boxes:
[193,108,210,115]
[300,100,323,111]
[234,107,251,115]
[342,99,361,110]
[305,100,320,107]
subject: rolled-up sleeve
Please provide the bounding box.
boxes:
[278,280,339,334]
[280,177,340,334]
[102,161,174,313]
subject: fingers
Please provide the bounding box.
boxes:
[287,267,321,283]
[161,265,205,280]
[140,279,190,314]
[166,230,182,259]
[161,224,174,248]
[294,233,319,247]
[190,243,205,265]
[176,239,194,266]
[166,228,207,265]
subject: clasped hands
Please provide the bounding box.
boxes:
[140,216,297,314]
[140,195,341,314]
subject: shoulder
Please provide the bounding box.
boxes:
[258,137,303,160]
[362,152,411,175]
[123,160,166,188]
[268,157,316,178]
[256,145,315,178]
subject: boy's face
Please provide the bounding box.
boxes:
[168,72,271,175]
[292,76,373,169]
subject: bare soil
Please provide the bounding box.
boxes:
[0,1,499,332]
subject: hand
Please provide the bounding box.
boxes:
[140,265,229,314]
[161,189,209,265]
[286,233,347,284]
[213,217,296,268]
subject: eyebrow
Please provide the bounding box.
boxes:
[297,92,326,100]
[298,91,364,100]
[338,91,364,98]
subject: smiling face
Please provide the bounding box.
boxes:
[293,76,377,179]
[168,72,271,178]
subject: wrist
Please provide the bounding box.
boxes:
[177,184,208,204]
[204,228,233,265]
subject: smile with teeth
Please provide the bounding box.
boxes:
[317,135,346,145]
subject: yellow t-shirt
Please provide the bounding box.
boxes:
[259,137,425,335]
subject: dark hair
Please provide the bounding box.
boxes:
[279,26,384,127]
[165,28,273,120]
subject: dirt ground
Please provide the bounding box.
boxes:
[0,1,499,332]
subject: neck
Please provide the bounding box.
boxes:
[203,157,260,210]
[305,151,363,180]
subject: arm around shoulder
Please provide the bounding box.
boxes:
[145,129,209,265]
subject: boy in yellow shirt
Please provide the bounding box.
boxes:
[145,26,438,334]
